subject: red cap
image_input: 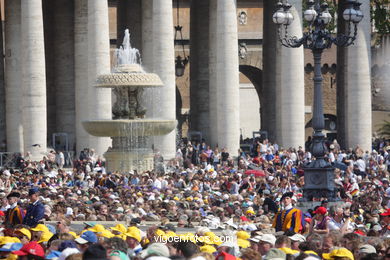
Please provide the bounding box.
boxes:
[313,207,327,215]
[215,251,237,260]
[304,217,312,223]
[380,208,390,216]
[0,211,4,216]
[12,242,44,257]
[240,216,249,222]
[354,230,366,236]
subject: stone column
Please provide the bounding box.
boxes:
[209,0,218,147]
[4,0,23,153]
[216,0,240,153]
[278,0,305,148]
[54,0,75,151]
[152,0,176,159]
[190,0,210,143]
[142,0,154,119]
[87,0,112,156]
[262,0,281,143]
[75,0,89,153]
[21,0,47,158]
[345,1,372,151]
[0,7,5,151]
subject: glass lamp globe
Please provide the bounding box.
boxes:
[283,12,294,25]
[304,9,317,22]
[343,8,357,22]
[273,10,286,25]
[352,9,364,23]
[320,11,332,24]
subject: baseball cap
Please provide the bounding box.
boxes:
[359,244,377,254]
[16,228,31,240]
[264,248,286,260]
[259,234,276,246]
[125,228,141,242]
[380,208,390,216]
[289,233,306,242]
[139,243,170,258]
[322,247,354,260]
[75,231,98,244]
[31,224,49,233]
[313,206,327,215]
[0,243,23,252]
[249,235,262,243]
[28,187,39,196]
[12,241,45,257]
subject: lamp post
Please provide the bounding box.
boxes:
[273,0,363,201]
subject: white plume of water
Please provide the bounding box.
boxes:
[113,29,141,67]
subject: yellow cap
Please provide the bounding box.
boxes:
[154,229,165,237]
[165,231,177,238]
[322,248,354,260]
[30,224,49,233]
[304,250,318,256]
[200,245,216,254]
[16,228,31,240]
[279,247,300,255]
[68,231,78,239]
[97,230,115,239]
[0,237,21,245]
[125,228,141,242]
[88,224,105,233]
[137,192,143,197]
[110,224,127,233]
[186,197,193,201]
[5,253,18,260]
[38,232,54,243]
[236,231,250,240]
[237,238,250,248]
[246,209,255,215]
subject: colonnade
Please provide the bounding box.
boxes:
[2,0,373,160]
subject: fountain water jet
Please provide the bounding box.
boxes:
[83,29,176,172]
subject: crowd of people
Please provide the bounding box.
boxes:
[0,137,389,260]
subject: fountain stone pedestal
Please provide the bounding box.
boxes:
[83,63,176,172]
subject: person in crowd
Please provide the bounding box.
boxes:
[272,192,304,233]
[23,188,45,228]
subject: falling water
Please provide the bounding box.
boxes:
[113,29,142,67]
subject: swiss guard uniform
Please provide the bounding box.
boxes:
[272,192,304,233]
[5,192,25,227]
[23,188,45,227]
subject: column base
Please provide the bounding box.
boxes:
[104,149,154,173]
[302,164,337,202]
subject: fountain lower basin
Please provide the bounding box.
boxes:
[83,119,176,173]
[82,119,177,137]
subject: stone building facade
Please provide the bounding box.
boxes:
[0,0,379,161]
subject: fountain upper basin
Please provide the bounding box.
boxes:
[82,119,177,137]
[96,64,163,88]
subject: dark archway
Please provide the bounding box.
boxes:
[239,65,263,98]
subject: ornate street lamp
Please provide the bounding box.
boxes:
[174,0,189,77]
[273,0,363,201]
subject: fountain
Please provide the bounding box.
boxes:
[83,29,177,172]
